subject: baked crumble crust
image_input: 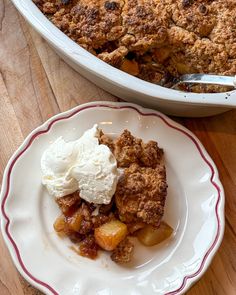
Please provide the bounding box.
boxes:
[111,237,134,263]
[115,163,167,226]
[112,129,163,168]
[34,0,236,91]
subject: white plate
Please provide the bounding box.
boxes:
[1,101,224,295]
[10,0,236,117]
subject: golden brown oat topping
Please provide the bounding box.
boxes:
[111,237,134,263]
[79,235,99,259]
[104,130,167,227]
[56,191,81,214]
[34,0,236,90]
[120,0,169,53]
[115,163,167,226]
[98,130,115,151]
[48,0,125,52]
[112,129,163,168]
[98,46,128,67]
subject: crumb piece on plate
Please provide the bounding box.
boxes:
[79,235,99,259]
[111,238,134,264]
[56,191,81,214]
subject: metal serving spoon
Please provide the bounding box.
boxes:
[173,74,236,89]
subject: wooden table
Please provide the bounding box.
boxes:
[0,1,235,294]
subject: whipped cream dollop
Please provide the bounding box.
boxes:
[41,124,118,204]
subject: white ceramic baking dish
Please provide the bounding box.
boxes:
[11,0,236,117]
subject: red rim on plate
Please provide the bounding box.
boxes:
[0,103,223,295]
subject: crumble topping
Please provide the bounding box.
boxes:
[34,0,236,92]
[115,163,167,226]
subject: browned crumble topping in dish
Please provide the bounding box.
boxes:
[34,0,236,92]
[53,129,171,263]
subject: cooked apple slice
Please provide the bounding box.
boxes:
[137,222,173,246]
[67,211,82,232]
[94,220,128,251]
[120,59,139,76]
[53,215,66,232]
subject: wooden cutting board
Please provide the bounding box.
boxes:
[0,0,235,294]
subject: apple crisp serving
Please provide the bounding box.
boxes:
[34,0,236,92]
[53,129,172,263]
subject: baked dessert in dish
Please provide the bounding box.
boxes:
[34,0,236,92]
[41,125,172,263]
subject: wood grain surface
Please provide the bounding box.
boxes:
[0,0,235,294]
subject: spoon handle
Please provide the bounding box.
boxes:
[180,74,236,87]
